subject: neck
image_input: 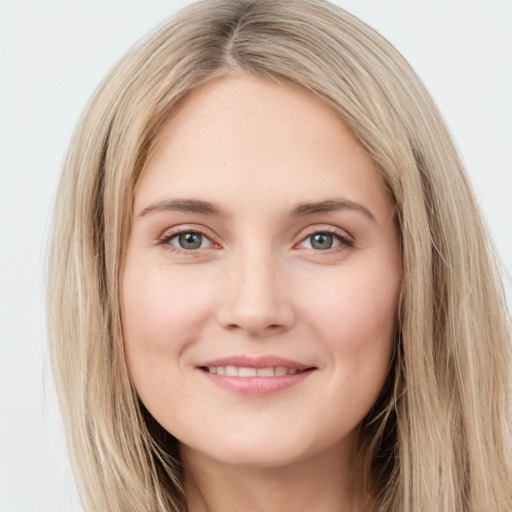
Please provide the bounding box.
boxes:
[180,439,368,512]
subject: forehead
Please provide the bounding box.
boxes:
[135,74,392,220]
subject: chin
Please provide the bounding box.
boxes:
[179,423,343,470]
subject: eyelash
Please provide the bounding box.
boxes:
[158,229,217,255]
[296,227,354,252]
[158,227,354,254]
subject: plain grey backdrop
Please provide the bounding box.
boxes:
[1,1,511,510]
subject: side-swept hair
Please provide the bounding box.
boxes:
[47,1,512,510]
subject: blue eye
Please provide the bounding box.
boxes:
[299,231,352,251]
[309,233,336,250]
[164,231,213,250]
[176,232,203,249]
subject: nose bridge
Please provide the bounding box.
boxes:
[218,241,295,334]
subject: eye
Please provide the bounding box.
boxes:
[303,232,339,250]
[161,231,214,251]
[298,230,353,251]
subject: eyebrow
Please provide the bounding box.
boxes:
[139,198,230,217]
[291,199,376,222]
[138,197,376,222]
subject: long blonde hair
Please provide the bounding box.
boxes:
[47,0,512,510]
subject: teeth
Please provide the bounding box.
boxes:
[225,365,238,376]
[256,367,273,377]
[239,367,257,377]
[205,366,303,377]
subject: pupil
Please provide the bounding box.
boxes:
[179,232,202,249]
[311,233,333,250]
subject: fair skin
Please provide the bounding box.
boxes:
[122,74,401,512]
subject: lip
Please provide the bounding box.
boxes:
[196,355,316,395]
[198,355,311,370]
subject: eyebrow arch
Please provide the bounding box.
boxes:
[139,198,230,218]
[291,199,376,222]
[139,197,376,222]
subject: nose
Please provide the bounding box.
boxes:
[216,247,296,336]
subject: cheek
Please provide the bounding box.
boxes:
[303,259,400,399]
[308,268,399,346]
[123,263,214,341]
[121,262,215,398]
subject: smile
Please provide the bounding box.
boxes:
[197,356,316,395]
[202,366,305,377]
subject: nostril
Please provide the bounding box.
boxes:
[222,322,286,332]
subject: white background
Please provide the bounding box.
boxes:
[1,1,511,510]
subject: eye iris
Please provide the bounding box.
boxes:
[311,233,333,250]
[178,232,202,249]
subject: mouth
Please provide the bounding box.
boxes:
[196,356,316,395]
[199,365,310,377]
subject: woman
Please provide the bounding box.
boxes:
[47,0,512,510]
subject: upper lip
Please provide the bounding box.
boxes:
[197,355,313,370]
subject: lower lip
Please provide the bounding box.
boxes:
[200,370,314,395]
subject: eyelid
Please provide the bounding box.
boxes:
[158,225,221,252]
[294,225,355,250]
[156,223,354,254]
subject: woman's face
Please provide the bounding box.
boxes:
[122,74,401,468]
